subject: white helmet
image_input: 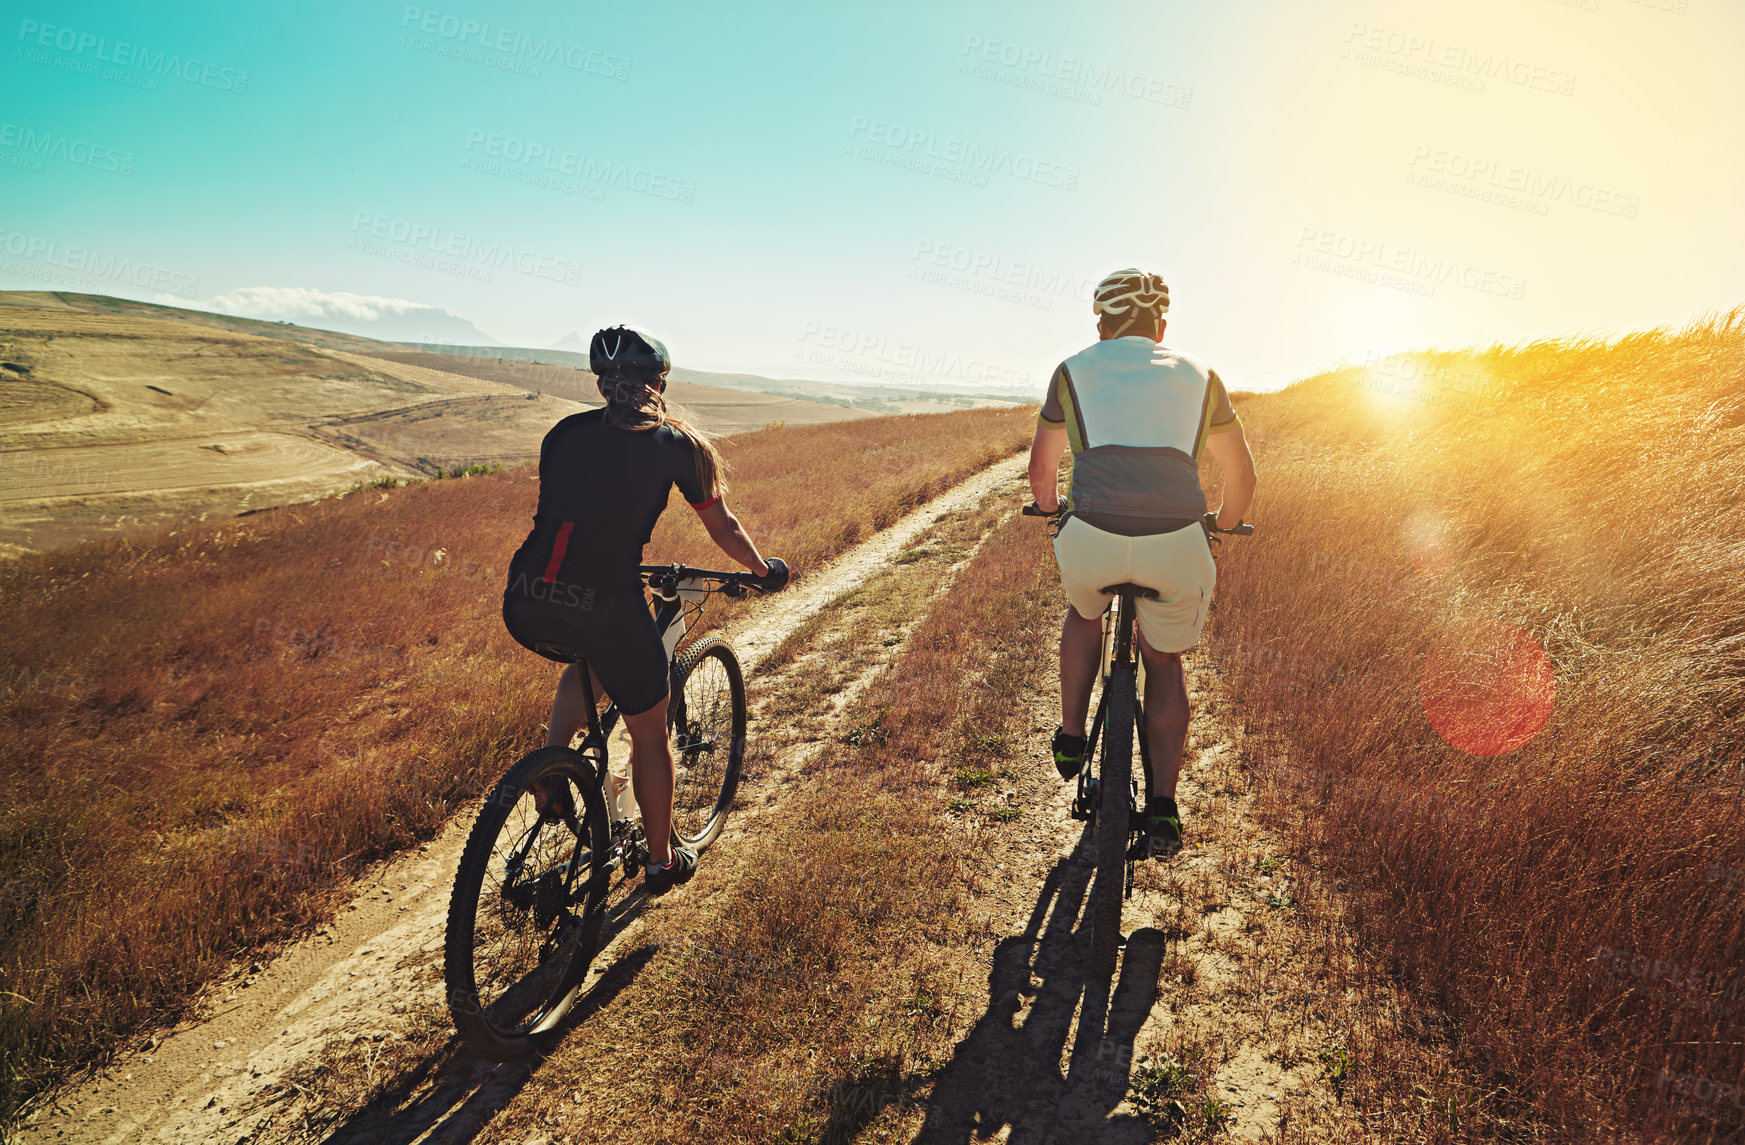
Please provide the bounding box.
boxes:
[1092,268,1170,322]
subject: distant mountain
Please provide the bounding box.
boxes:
[546,331,589,352]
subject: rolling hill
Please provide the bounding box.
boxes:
[0,292,876,555]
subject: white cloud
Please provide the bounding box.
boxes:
[176,285,500,345]
[201,286,433,322]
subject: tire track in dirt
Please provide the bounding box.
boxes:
[16,456,1027,1145]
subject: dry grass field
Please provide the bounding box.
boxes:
[0,299,491,554]
[0,405,1032,1124]
[1206,309,1745,1140]
[0,292,879,556]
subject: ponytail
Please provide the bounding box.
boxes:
[598,377,726,498]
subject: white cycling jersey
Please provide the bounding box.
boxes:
[1038,336,1239,531]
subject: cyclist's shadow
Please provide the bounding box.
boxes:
[316,888,656,1145]
[910,822,1165,1145]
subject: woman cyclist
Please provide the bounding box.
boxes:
[502,325,788,894]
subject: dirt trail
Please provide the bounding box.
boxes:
[910,651,1354,1143]
[722,455,1025,673]
[18,456,1027,1145]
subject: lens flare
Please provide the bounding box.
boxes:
[1404,510,1454,576]
[1418,620,1555,756]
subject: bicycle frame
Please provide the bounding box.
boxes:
[567,566,748,775]
[559,564,758,876]
[1033,503,1248,836]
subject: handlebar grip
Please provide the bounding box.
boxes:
[1201,513,1255,537]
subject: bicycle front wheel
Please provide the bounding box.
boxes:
[669,636,747,851]
[445,746,610,1061]
[1090,661,1136,982]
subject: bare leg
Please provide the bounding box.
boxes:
[623,698,675,868]
[544,662,608,748]
[1137,635,1189,799]
[1059,606,1103,737]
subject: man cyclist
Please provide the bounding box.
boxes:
[1028,269,1257,858]
[502,325,788,894]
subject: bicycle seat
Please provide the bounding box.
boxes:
[1100,582,1161,600]
[530,641,583,664]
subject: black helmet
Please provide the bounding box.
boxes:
[589,325,671,386]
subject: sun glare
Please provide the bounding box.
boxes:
[1403,509,1455,577]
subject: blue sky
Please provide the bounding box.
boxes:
[2,0,1741,393]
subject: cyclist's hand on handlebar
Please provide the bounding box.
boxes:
[752,556,790,592]
[1201,512,1254,536]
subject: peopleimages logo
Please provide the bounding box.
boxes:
[349,211,582,286]
[1294,227,1527,300]
[796,322,1031,389]
[846,117,1079,190]
[0,227,200,298]
[1408,146,1639,219]
[0,122,133,174]
[462,130,695,203]
[15,18,249,93]
[1343,22,1575,96]
[398,7,629,80]
[908,240,1095,312]
[959,34,1193,110]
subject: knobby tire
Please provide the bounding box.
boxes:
[1090,662,1136,982]
[668,637,747,852]
[444,746,610,1061]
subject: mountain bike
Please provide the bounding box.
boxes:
[444,563,767,1061]
[1025,504,1252,981]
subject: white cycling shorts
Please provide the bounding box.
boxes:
[1051,516,1216,654]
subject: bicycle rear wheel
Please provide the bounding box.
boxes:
[1090,661,1136,981]
[445,746,610,1061]
[668,636,747,851]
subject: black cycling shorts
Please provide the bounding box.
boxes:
[502,588,670,717]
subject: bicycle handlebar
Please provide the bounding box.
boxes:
[1205,515,1255,537]
[639,562,777,597]
[1021,502,1255,536]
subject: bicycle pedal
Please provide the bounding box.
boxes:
[1071,777,1099,821]
[1127,836,1182,862]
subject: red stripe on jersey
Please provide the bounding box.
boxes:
[689,493,723,512]
[541,521,574,584]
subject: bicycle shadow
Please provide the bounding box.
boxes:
[909,823,1166,1145]
[316,890,656,1145]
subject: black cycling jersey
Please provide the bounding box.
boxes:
[505,409,713,598]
